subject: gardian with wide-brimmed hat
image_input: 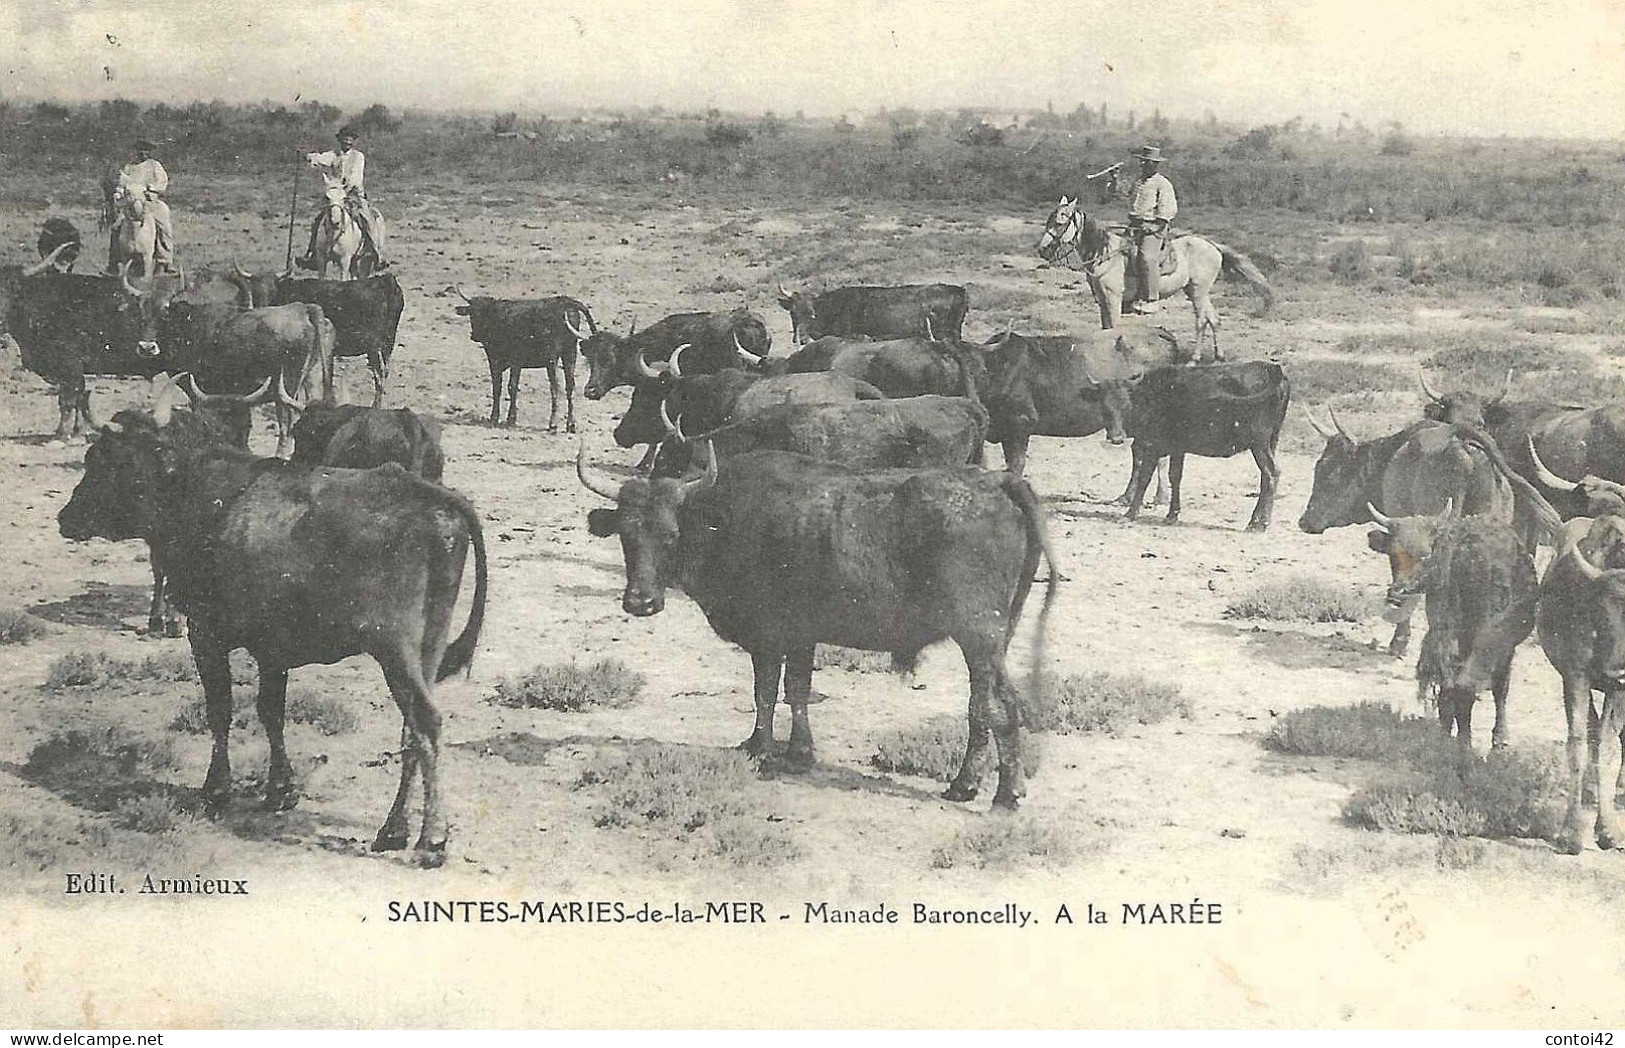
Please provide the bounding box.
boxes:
[1132,144,1165,163]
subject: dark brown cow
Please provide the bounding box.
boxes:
[580,444,1056,808]
[775,283,969,345]
[289,397,445,482]
[58,410,488,867]
[581,309,772,399]
[454,289,593,431]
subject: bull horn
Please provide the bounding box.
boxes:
[776,281,791,299]
[22,242,72,276]
[683,439,719,494]
[1437,497,1455,521]
[277,264,295,280]
[924,315,937,342]
[563,310,592,342]
[150,372,183,428]
[119,260,145,298]
[734,328,764,367]
[276,374,307,412]
[1528,438,1578,492]
[99,421,125,436]
[633,348,664,380]
[668,343,689,379]
[1492,368,1513,405]
[575,443,622,501]
[231,259,252,280]
[1367,502,1394,532]
[1565,528,1605,582]
[173,263,186,287]
[1417,367,1443,404]
[1303,407,1337,440]
[658,397,681,438]
[454,283,472,303]
[1327,406,1351,439]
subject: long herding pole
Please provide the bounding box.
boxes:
[285,148,301,271]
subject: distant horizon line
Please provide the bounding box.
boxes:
[6,92,1623,145]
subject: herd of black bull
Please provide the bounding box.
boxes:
[21,253,1625,861]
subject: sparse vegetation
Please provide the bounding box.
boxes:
[1225,577,1368,623]
[491,658,646,711]
[169,688,358,736]
[1328,241,1372,283]
[872,715,970,781]
[1035,671,1190,735]
[576,744,798,867]
[930,814,1079,870]
[44,650,197,691]
[22,727,181,814]
[0,608,48,645]
[1267,704,1565,841]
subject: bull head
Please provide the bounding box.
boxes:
[183,372,276,408]
[733,328,764,367]
[21,242,72,277]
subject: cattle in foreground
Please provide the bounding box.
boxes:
[453,288,593,431]
[37,219,83,273]
[6,261,177,438]
[579,443,1057,808]
[775,283,969,345]
[580,309,772,399]
[1367,504,1536,748]
[782,335,984,400]
[979,327,1187,500]
[1092,360,1289,531]
[653,395,987,476]
[1298,415,1560,654]
[237,268,405,407]
[288,395,445,482]
[57,408,488,867]
[1536,515,1625,854]
[159,301,336,456]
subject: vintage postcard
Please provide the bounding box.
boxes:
[1,0,1622,1030]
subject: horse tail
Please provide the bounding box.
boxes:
[1213,241,1275,316]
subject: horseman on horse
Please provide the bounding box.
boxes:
[296,125,389,278]
[102,138,177,277]
[1035,143,1273,361]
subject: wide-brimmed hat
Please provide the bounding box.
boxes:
[336,126,359,140]
[1132,145,1165,162]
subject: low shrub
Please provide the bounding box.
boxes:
[1224,577,1368,623]
[1036,671,1190,735]
[811,645,893,673]
[930,815,1077,869]
[872,715,968,781]
[492,658,646,711]
[0,609,48,645]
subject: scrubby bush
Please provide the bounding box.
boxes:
[491,658,645,711]
[45,650,197,690]
[1036,671,1190,735]
[0,609,47,645]
[872,715,968,781]
[1225,577,1368,622]
[930,815,1077,869]
[811,645,892,673]
[1328,241,1371,282]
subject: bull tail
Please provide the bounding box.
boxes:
[436,492,489,682]
[1214,242,1274,316]
[1001,474,1060,731]
[1456,424,1562,545]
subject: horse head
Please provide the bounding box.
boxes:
[1036,195,1080,262]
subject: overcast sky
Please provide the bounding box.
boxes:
[4,0,1622,138]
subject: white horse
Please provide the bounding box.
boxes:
[311,202,386,280]
[1036,196,1273,361]
[103,183,159,277]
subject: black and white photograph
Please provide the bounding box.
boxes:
[1,0,1623,1031]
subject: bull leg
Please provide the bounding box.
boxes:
[944,653,993,803]
[545,359,562,434]
[562,349,578,434]
[990,658,1027,809]
[1116,445,1168,506]
[369,353,385,408]
[1002,433,1031,476]
[54,384,77,441]
[741,651,782,756]
[147,551,167,637]
[373,722,417,853]
[783,646,816,770]
[1489,660,1513,750]
[1122,443,1159,521]
[891,647,925,690]
[190,632,235,813]
[273,403,291,458]
[487,361,504,426]
[1388,619,1412,658]
[255,666,298,812]
[1455,690,1474,748]
[379,655,446,865]
[1164,451,1185,524]
[1246,444,1279,532]
[506,367,521,427]
[77,386,103,435]
[1596,691,1625,850]
[1559,675,1593,854]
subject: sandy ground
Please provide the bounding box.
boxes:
[1,181,1622,1029]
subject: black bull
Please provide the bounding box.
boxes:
[237,268,405,408]
[57,412,488,867]
[1092,360,1289,531]
[578,446,1058,809]
[775,283,969,345]
[614,370,886,452]
[581,310,772,399]
[290,401,446,483]
[455,292,593,431]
